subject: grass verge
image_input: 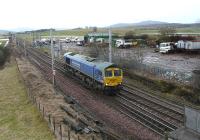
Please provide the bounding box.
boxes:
[0,58,55,140]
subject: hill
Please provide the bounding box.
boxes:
[109,20,200,29]
[0,30,10,34]
[110,20,168,28]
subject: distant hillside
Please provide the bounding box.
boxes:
[10,27,34,32]
[133,20,168,26]
[110,23,133,28]
[110,20,168,28]
[0,30,10,34]
[109,20,200,29]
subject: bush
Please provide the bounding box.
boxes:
[158,80,176,92]
[125,70,200,105]
[174,87,200,104]
[0,50,5,65]
[0,46,10,66]
[124,31,135,39]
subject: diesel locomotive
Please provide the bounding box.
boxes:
[63,52,123,93]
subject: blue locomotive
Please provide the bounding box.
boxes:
[63,52,123,92]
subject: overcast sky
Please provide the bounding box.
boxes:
[1,0,200,30]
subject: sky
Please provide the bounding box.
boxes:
[0,0,200,31]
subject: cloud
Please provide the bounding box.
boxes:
[0,0,200,30]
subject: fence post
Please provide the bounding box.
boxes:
[42,106,44,117]
[29,90,31,99]
[101,133,107,140]
[28,90,30,98]
[27,88,29,98]
[30,93,33,102]
[53,117,55,134]
[34,97,36,104]
[68,126,71,140]
[92,135,95,140]
[60,124,62,140]
[48,114,51,125]
[38,102,40,110]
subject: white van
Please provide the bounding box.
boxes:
[159,42,174,53]
[115,39,132,48]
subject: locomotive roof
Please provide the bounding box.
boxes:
[64,52,116,71]
[95,61,116,72]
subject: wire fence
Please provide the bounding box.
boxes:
[115,58,193,84]
[27,89,98,140]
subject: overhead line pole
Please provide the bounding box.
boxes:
[109,27,112,63]
[50,29,55,87]
[24,40,26,56]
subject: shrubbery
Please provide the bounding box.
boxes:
[0,44,10,66]
[125,70,200,105]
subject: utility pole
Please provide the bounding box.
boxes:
[58,39,61,59]
[33,32,36,47]
[109,27,112,63]
[50,29,55,87]
[24,40,27,56]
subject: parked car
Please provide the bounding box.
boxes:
[76,40,84,46]
[65,38,71,43]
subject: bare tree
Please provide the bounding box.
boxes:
[159,27,176,36]
[159,27,176,42]
[124,31,135,39]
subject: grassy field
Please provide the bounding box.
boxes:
[27,28,159,36]
[0,59,55,140]
[0,40,6,47]
[176,27,200,33]
[16,26,200,40]
[38,26,200,37]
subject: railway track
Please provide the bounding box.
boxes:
[114,89,184,136]
[123,84,184,115]
[26,48,184,137]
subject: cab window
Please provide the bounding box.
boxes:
[114,70,121,76]
[105,70,112,77]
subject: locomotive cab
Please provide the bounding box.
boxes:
[104,67,123,89]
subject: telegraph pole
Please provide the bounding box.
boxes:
[58,39,61,59]
[109,27,112,63]
[24,40,27,56]
[50,29,55,87]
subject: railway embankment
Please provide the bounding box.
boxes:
[14,56,103,140]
